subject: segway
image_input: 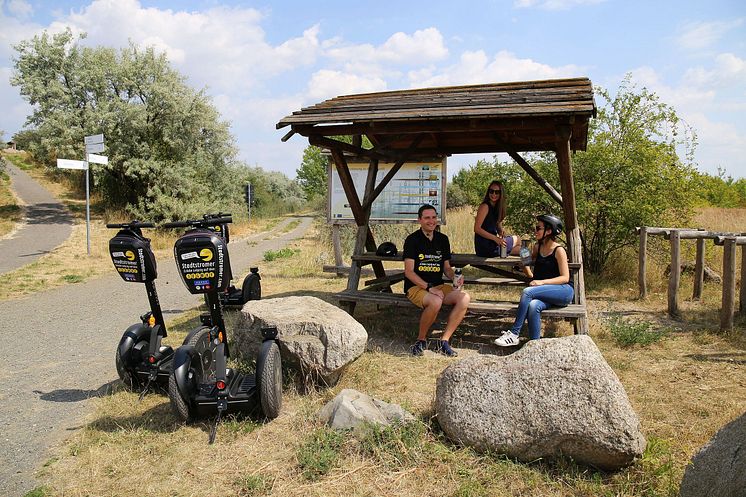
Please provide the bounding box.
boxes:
[203,212,262,307]
[108,221,174,397]
[164,216,282,444]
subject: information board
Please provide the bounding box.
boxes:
[328,158,446,224]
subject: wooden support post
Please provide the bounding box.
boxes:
[740,245,746,315]
[693,237,706,300]
[332,223,344,277]
[555,125,587,334]
[668,230,681,318]
[721,237,736,331]
[638,227,648,299]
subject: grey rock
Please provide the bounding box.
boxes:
[235,296,367,385]
[665,261,721,283]
[319,388,415,431]
[436,335,646,470]
[680,411,746,497]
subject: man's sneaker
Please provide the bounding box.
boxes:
[439,340,458,357]
[410,340,427,356]
[494,331,520,347]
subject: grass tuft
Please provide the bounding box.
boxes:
[356,420,427,468]
[607,315,666,347]
[263,247,300,261]
[296,427,345,480]
[233,473,274,496]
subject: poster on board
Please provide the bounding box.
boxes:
[328,158,446,224]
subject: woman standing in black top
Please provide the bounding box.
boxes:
[474,181,520,257]
[494,214,574,346]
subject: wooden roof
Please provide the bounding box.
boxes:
[277,77,596,157]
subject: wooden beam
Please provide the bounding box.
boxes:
[493,133,563,206]
[362,135,426,211]
[638,226,648,299]
[310,135,391,161]
[693,237,705,301]
[740,245,746,316]
[721,237,736,330]
[555,125,587,334]
[668,230,681,318]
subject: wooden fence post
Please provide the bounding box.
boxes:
[693,237,706,300]
[668,230,681,318]
[332,223,344,277]
[720,237,736,331]
[638,227,648,299]
[738,245,746,316]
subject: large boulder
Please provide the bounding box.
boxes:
[680,411,746,497]
[319,388,415,431]
[235,296,367,385]
[436,335,645,470]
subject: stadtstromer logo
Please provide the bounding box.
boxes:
[180,249,214,262]
[112,250,136,261]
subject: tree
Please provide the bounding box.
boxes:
[296,145,328,199]
[11,29,242,221]
[454,76,697,274]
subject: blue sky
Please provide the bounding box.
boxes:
[1,0,744,179]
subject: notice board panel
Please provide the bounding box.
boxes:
[328,158,447,224]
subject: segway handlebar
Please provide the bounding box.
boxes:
[163,217,233,229]
[203,212,232,220]
[106,221,155,229]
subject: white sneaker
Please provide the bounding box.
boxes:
[494,331,520,347]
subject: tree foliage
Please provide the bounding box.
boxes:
[453,76,697,274]
[296,145,328,199]
[11,29,246,221]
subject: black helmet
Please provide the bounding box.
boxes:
[536,214,563,236]
[376,241,398,257]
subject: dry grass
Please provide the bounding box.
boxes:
[0,162,23,238]
[33,210,746,497]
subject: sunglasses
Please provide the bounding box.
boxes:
[534,225,544,231]
[488,188,502,195]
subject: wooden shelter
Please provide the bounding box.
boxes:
[277,77,596,333]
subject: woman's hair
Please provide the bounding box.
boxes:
[536,218,558,245]
[481,180,506,223]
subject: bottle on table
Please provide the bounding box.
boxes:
[453,268,463,290]
[520,240,532,267]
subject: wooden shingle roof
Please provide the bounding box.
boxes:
[277,78,596,156]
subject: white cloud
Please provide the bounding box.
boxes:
[7,0,33,18]
[325,27,448,77]
[514,0,605,10]
[307,69,387,100]
[45,0,321,93]
[409,49,584,87]
[683,53,746,88]
[676,19,744,51]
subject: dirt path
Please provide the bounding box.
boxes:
[0,215,312,496]
[0,160,73,274]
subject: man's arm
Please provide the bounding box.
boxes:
[405,258,431,290]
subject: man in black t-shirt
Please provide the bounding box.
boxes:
[403,204,470,357]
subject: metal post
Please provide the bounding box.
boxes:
[85,155,91,255]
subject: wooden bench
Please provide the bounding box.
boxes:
[336,252,586,324]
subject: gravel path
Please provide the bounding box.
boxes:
[0,215,312,496]
[0,159,73,274]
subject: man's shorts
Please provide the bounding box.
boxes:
[406,284,454,309]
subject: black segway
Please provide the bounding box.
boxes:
[164,216,282,444]
[108,221,174,397]
[202,212,262,307]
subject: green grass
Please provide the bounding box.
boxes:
[2,152,36,171]
[233,473,274,496]
[357,420,427,468]
[296,427,345,480]
[23,486,51,497]
[263,247,300,262]
[606,315,667,346]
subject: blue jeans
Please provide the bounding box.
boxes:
[510,284,574,340]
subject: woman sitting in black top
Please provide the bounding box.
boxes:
[474,181,520,257]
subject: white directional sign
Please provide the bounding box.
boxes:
[57,159,88,170]
[84,134,104,145]
[87,153,108,165]
[85,142,105,154]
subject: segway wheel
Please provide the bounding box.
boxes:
[241,273,261,303]
[257,341,282,419]
[185,326,215,379]
[115,346,142,390]
[168,373,192,422]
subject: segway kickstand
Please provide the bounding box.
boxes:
[138,376,153,401]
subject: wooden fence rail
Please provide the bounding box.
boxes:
[637,227,745,331]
